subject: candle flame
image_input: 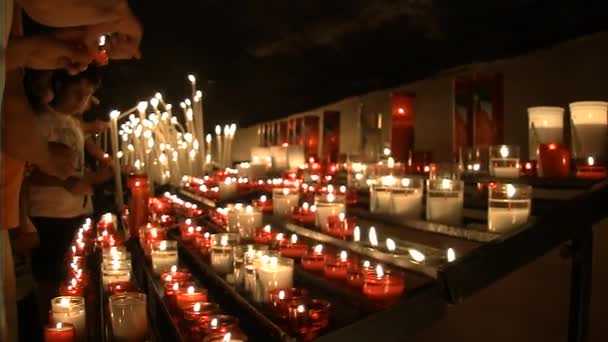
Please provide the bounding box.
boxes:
[339,250,348,262]
[165,275,172,282]
[381,175,396,186]
[263,225,271,233]
[386,238,396,252]
[369,227,378,247]
[160,240,167,251]
[297,304,306,313]
[172,282,179,291]
[204,232,210,238]
[269,257,278,267]
[291,234,298,244]
[310,205,317,213]
[71,278,77,287]
[338,212,345,221]
[187,286,195,294]
[375,265,384,278]
[194,302,201,312]
[588,156,595,166]
[447,248,456,262]
[499,145,509,158]
[353,226,360,242]
[170,265,178,273]
[314,244,323,254]
[223,333,232,342]
[278,290,285,300]
[245,205,254,214]
[210,318,218,328]
[409,249,426,263]
[56,322,63,329]
[220,235,229,247]
[339,185,346,193]
[302,202,309,210]
[59,297,70,307]
[188,226,194,233]
[506,184,517,198]
[260,195,267,202]
[363,260,371,268]
[401,178,411,187]
[327,193,336,203]
[282,188,290,195]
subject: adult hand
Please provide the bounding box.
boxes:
[37,142,76,181]
[85,12,143,60]
[19,31,92,74]
[19,0,130,27]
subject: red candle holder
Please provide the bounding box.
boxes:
[59,280,84,297]
[253,196,273,213]
[576,157,607,179]
[537,143,571,178]
[268,288,308,320]
[279,235,309,259]
[200,315,239,337]
[287,299,331,340]
[176,286,209,313]
[346,260,374,288]
[325,215,356,239]
[203,331,248,342]
[253,225,276,245]
[292,204,316,225]
[44,322,75,342]
[164,281,194,312]
[160,267,191,285]
[362,266,406,300]
[128,174,150,239]
[195,232,212,255]
[323,251,352,280]
[181,225,200,244]
[301,246,326,273]
[182,302,220,337]
[107,282,138,296]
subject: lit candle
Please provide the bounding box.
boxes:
[489,145,520,178]
[107,282,137,296]
[160,265,191,285]
[346,260,373,288]
[569,101,608,160]
[203,331,248,342]
[314,193,345,231]
[301,244,326,272]
[527,106,565,160]
[287,299,331,339]
[254,225,276,245]
[254,256,294,303]
[537,143,571,178]
[253,194,273,213]
[323,251,351,280]
[292,202,316,225]
[211,233,239,274]
[175,286,209,312]
[102,262,131,286]
[279,234,308,259]
[390,177,423,218]
[362,265,405,300]
[370,176,394,213]
[234,206,262,240]
[109,292,148,341]
[268,288,308,320]
[151,240,179,274]
[109,110,124,209]
[219,177,238,200]
[325,213,356,238]
[576,156,607,179]
[488,183,532,233]
[182,302,220,336]
[426,179,464,226]
[44,322,75,342]
[50,297,86,342]
[272,188,300,217]
[201,315,240,337]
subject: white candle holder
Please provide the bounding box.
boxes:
[219,178,238,200]
[272,188,300,217]
[390,177,424,218]
[102,263,131,286]
[210,233,240,275]
[489,145,520,178]
[253,256,294,303]
[527,106,564,160]
[426,179,464,226]
[151,240,179,274]
[51,296,87,342]
[232,244,269,288]
[314,193,345,232]
[569,101,608,161]
[109,292,148,341]
[235,206,263,240]
[488,183,532,233]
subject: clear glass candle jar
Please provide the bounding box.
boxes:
[272,188,300,217]
[314,193,345,231]
[109,292,148,342]
[489,145,520,178]
[151,240,179,274]
[426,179,464,226]
[268,288,308,320]
[234,206,263,240]
[390,177,424,218]
[459,146,489,175]
[50,296,86,342]
[102,262,131,287]
[488,183,532,233]
[528,106,564,160]
[232,244,269,287]
[210,233,240,275]
[253,256,294,303]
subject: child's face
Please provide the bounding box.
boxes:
[55,79,96,116]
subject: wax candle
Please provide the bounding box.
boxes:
[109,292,148,341]
[160,266,191,285]
[314,193,345,231]
[182,302,219,336]
[232,245,269,287]
[527,106,565,160]
[488,183,532,233]
[107,282,138,296]
[390,178,424,218]
[176,286,209,312]
[151,240,179,274]
[59,279,84,297]
[569,101,608,160]
[182,225,199,244]
[292,202,316,225]
[234,206,262,240]
[279,234,308,259]
[128,174,150,238]
[489,145,520,178]
[253,195,273,213]
[196,232,213,255]
[426,179,464,226]
[254,256,294,303]
[370,186,392,214]
[576,156,607,179]
[44,322,75,342]
[254,225,276,245]
[219,178,238,200]
[362,265,406,300]
[164,281,191,312]
[323,250,352,280]
[102,263,131,287]
[537,143,571,178]
[203,331,248,342]
[346,260,373,288]
[273,188,300,217]
[201,315,239,337]
[287,299,331,339]
[268,288,308,320]
[301,245,326,272]
[50,297,86,342]
[211,233,239,274]
[326,213,356,238]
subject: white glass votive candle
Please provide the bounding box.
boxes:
[51,296,86,342]
[227,203,243,232]
[489,145,520,178]
[253,256,294,303]
[151,240,179,274]
[110,292,148,341]
[211,233,239,275]
[569,101,608,160]
[488,183,532,233]
[426,179,464,226]
[235,206,263,240]
[369,175,397,214]
[244,250,281,302]
[391,177,424,218]
[314,193,345,231]
[232,244,269,287]
[219,178,238,200]
[102,263,131,286]
[527,106,564,160]
[272,188,300,217]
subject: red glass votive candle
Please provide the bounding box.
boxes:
[287,299,331,339]
[183,302,219,335]
[292,204,316,225]
[537,143,570,178]
[181,226,200,244]
[200,315,239,336]
[203,331,248,342]
[164,281,193,312]
[128,174,150,239]
[346,260,374,288]
[253,225,276,245]
[160,267,191,285]
[279,235,308,259]
[576,157,607,179]
[253,196,273,213]
[325,215,356,239]
[176,286,209,313]
[268,288,308,320]
[107,282,138,296]
[362,266,406,300]
[301,245,326,272]
[195,232,213,255]
[59,280,84,297]
[44,322,75,342]
[323,251,352,280]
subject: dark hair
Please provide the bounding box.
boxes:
[51,67,102,93]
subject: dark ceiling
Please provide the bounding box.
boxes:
[95,0,608,128]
